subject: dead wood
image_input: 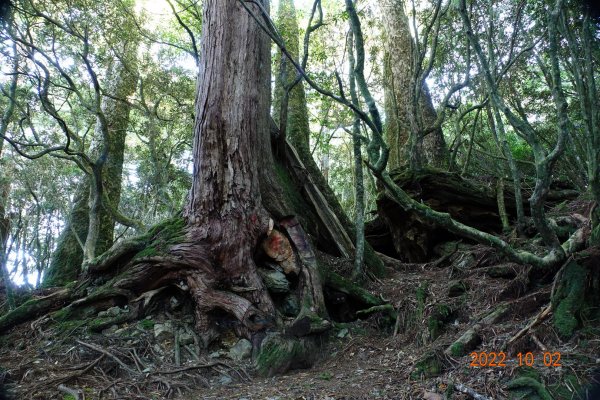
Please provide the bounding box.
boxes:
[445,304,510,357]
[285,141,355,258]
[0,288,73,333]
[454,382,493,400]
[505,305,552,349]
[376,168,579,262]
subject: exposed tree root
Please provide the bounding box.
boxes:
[0,288,73,333]
[0,213,390,378]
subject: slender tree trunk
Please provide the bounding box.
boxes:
[347,31,365,279]
[45,50,138,284]
[84,53,139,261]
[486,105,525,233]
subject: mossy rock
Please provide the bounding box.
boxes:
[410,351,443,379]
[255,333,318,377]
[506,377,553,400]
[428,304,454,340]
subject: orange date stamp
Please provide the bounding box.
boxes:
[469,351,562,367]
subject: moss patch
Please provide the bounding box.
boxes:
[449,342,464,357]
[134,216,185,260]
[410,351,442,379]
[552,260,587,338]
[428,304,453,340]
[255,334,317,377]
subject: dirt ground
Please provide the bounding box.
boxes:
[1,198,599,399]
[1,241,599,400]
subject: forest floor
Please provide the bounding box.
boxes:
[1,200,599,399]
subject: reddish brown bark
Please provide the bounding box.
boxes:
[183,0,277,329]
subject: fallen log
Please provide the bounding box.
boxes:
[376,168,578,262]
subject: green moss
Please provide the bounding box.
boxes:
[320,268,382,307]
[138,318,155,330]
[549,373,580,399]
[318,371,333,381]
[449,342,464,357]
[274,162,307,216]
[135,246,158,259]
[506,377,553,400]
[363,244,386,277]
[590,223,600,247]
[416,282,428,323]
[55,319,87,335]
[428,304,452,340]
[410,352,442,379]
[552,261,586,338]
[133,216,185,260]
[256,334,309,377]
[52,307,73,322]
[88,317,117,332]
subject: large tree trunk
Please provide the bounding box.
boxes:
[184,0,277,325]
[380,0,449,170]
[0,1,392,380]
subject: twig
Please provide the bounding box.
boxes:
[454,382,493,400]
[76,340,137,375]
[505,305,552,348]
[531,334,548,352]
[174,329,181,367]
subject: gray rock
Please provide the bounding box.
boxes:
[179,331,195,345]
[106,306,121,317]
[229,338,252,361]
[97,310,108,318]
[154,321,173,341]
[218,375,233,385]
[258,269,290,294]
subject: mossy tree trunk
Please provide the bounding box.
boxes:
[0,41,18,307]
[273,0,383,276]
[172,0,335,356]
[380,0,449,170]
[43,184,88,287]
[44,46,138,286]
[2,0,390,376]
[83,45,139,261]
